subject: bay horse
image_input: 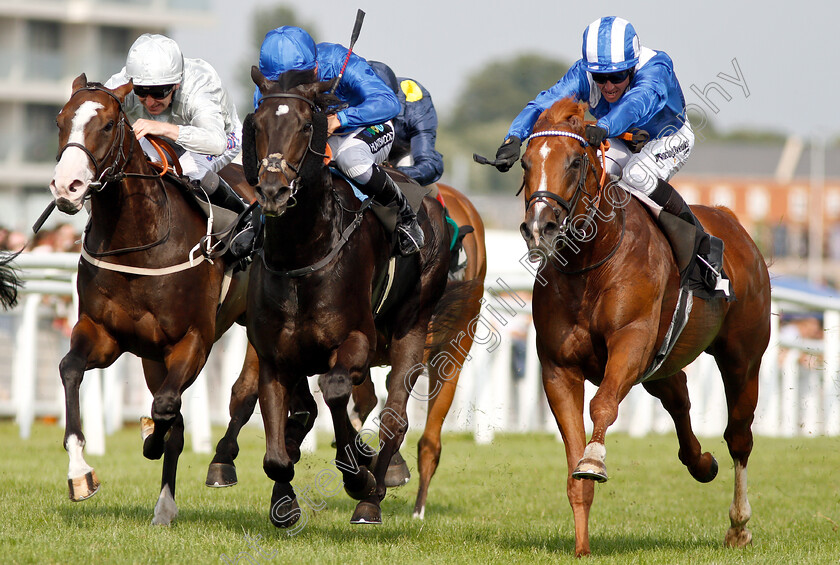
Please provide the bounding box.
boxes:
[517,99,770,557]
[244,66,472,526]
[206,180,487,521]
[49,74,257,525]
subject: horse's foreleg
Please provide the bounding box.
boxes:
[143,333,208,460]
[350,371,377,431]
[152,412,184,525]
[207,343,260,487]
[643,371,718,482]
[60,318,119,501]
[543,365,592,558]
[321,331,375,502]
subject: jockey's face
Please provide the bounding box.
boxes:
[137,84,179,115]
[596,75,630,104]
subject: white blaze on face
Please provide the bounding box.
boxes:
[276,105,290,116]
[50,100,104,210]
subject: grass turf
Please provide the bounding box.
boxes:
[1,421,839,564]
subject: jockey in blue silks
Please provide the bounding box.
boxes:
[254,26,425,256]
[368,61,444,187]
[495,16,721,288]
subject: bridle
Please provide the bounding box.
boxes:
[523,129,626,274]
[254,92,330,205]
[57,84,174,258]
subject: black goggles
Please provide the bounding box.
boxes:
[133,84,176,100]
[591,70,631,84]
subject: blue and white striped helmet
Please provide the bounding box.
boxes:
[581,17,640,73]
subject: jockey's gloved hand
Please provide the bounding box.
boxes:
[584,125,609,147]
[494,136,521,172]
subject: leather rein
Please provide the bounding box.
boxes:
[523,130,625,275]
[57,85,175,259]
[254,91,370,278]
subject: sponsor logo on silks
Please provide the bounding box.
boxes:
[367,130,395,154]
[226,132,239,151]
[400,79,423,103]
[365,124,385,136]
[653,140,689,163]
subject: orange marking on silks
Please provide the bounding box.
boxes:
[323,143,333,165]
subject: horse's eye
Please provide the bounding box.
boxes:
[569,157,582,169]
[303,122,313,132]
[521,158,530,172]
[103,120,114,133]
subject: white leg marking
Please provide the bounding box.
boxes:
[413,506,426,520]
[151,484,179,526]
[66,434,94,479]
[582,442,606,464]
[729,462,751,527]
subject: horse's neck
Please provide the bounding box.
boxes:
[263,179,340,267]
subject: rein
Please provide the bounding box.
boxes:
[524,130,626,275]
[60,84,181,263]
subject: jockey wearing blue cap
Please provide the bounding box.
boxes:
[254,26,425,256]
[495,16,720,287]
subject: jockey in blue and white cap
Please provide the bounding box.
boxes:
[495,16,721,288]
[254,26,425,256]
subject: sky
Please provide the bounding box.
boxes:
[173,1,829,140]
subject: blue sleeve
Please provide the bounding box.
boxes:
[398,81,443,185]
[596,57,673,136]
[326,47,400,128]
[507,61,590,141]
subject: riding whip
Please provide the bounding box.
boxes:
[32,201,56,234]
[329,9,366,95]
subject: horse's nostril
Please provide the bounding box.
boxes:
[544,221,559,234]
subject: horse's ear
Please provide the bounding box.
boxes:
[72,73,87,92]
[251,65,270,92]
[113,80,133,102]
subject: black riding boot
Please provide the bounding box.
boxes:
[202,171,257,259]
[360,166,425,256]
[649,178,722,288]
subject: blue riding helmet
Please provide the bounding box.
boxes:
[581,16,640,73]
[258,26,317,80]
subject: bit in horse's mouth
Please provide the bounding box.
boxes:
[55,197,83,215]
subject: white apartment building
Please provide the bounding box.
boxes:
[0,0,213,234]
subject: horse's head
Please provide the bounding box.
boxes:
[244,66,333,217]
[50,74,133,214]
[519,99,604,254]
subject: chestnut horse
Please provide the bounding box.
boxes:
[244,66,476,526]
[49,74,257,525]
[517,100,769,557]
[206,181,487,521]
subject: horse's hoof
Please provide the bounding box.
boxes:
[68,470,100,501]
[384,451,411,488]
[205,463,238,487]
[725,526,752,548]
[344,468,377,500]
[572,458,609,482]
[270,483,301,529]
[691,453,718,483]
[350,501,382,525]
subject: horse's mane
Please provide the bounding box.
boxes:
[533,98,587,134]
[274,69,318,91]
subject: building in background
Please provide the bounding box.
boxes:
[0,0,213,233]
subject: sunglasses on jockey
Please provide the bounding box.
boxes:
[591,69,632,85]
[133,84,176,100]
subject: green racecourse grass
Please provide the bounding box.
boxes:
[1,421,839,564]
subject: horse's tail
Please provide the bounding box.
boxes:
[0,250,23,309]
[426,278,483,352]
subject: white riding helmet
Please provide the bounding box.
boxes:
[125,34,184,86]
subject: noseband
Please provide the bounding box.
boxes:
[56,86,137,191]
[524,129,626,274]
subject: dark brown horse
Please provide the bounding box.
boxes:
[49,74,256,524]
[205,182,487,519]
[516,99,770,557]
[244,66,473,526]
